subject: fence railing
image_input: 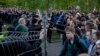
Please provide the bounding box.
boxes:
[0,31,47,56]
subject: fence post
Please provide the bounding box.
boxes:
[38,10,47,56]
[43,12,48,56]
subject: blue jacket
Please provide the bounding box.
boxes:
[81,34,91,48]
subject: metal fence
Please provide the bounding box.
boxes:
[0,31,47,56]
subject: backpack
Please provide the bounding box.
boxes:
[74,35,88,53]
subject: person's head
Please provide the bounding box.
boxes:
[80,24,86,35]
[96,31,100,40]
[32,18,38,25]
[65,26,75,40]
[18,18,26,25]
[86,22,95,31]
[91,13,97,19]
[96,40,100,56]
[33,15,40,21]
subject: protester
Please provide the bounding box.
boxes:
[80,25,91,48]
[14,18,28,39]
[59,26,88,56]
[88,31,100,56]
[0,7,100,56]
[15,18,28,32]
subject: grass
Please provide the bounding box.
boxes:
[51,31,61,43]
[0,24,9,41]
[2,24,9,31]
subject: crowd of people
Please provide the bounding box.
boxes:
[0,7,100,56]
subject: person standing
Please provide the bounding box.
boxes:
[59,26,88,56]
[15,18,28,36]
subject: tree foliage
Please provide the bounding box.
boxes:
[0,0,99,11]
